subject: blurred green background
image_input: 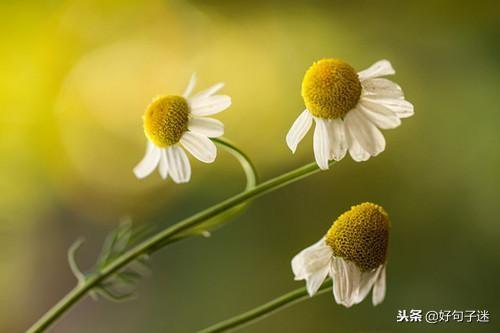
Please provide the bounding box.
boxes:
[1,0,500,332]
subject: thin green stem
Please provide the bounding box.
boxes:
[27,158,332,333]
[129,138,257,246]
[198,280,333,333]
[27,277,99,333]
[171,138,258,240]
[213,138,258,191]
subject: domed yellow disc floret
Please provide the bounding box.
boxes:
[325,202,389,271]
[143,95,189,147]
[301,59,362,119]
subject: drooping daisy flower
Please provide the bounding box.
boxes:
[286,59,414,169]
[291,202,389,307]
[134,74,231,183]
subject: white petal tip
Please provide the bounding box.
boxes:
[286,110,313,155]
[340,302,354,308]
[286,141,298,154]
[318,164,329,170]
[173,178,190,184]
[133,169,146,179]
[352,156,370,162]
[204,155,217,164]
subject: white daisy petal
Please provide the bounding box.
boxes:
[372,265,386,306]
[188,117,224,138]
[345,126,370,162]
[190,95,231,116]
[158,149,169,179]
[363,96,414,118]
[354,266,382,304]
[286,110,313,153]
[358,59,395,81]
[180,132,217,163]
[345,109,385,156]
[313,118,331,170]
[358,101,401,129]
[347,261,364,307]
[305,265,330,296]
[345,261,361,307]
[133,141,161,179]
[190,95,229,109]
[331,257,349,306]
[189,82,224,100]
[166,146,191,183]
[331,257,363,308]
[328,118,347,161]
[360,99,394,113]
[182,73,197,98]
[291,238,332,281]
[349,141,370,162]
[362,78,403,99]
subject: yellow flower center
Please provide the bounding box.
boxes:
[301,59,362,119]
[325,202,389,271]
[143,95,189,147]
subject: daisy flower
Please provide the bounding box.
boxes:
[291,202,389,307]
[134,74,231,183]
[286,59,414,169]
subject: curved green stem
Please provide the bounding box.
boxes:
[125,138,257,250]
[173,138,258,239]
[213,138,258,191]
[27,157,332,333]
[198,280,333,333]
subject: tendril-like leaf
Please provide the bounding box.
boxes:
[96,217,133,268]
[67,218,151,303]
[67,238,85,284]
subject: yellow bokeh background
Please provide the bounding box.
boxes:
[1,0,500,332]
